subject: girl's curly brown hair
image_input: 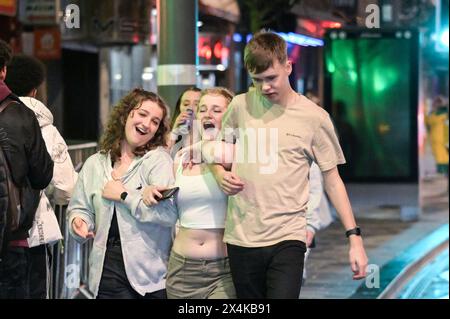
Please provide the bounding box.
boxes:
[100,88,170,163]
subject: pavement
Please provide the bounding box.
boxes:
[299,174,449,299]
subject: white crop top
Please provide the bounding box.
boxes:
[175,155,228,229]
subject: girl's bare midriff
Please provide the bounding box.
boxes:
[172,227,228,259]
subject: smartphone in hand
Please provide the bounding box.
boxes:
[156,187,180,201]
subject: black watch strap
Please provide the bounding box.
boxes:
[345,226,361,238]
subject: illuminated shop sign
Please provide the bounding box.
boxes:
[0,0,16,16]
[198,34,230,70]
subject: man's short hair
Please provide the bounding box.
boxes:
[5,54,45,96]
[244,30,287,74]
[0,40,12,70]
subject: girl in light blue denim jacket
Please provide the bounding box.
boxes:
[67,89,178,299]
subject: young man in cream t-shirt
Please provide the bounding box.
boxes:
[186,31,368,299]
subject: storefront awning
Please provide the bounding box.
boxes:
[291,2,346,24]
[200,0,240,24]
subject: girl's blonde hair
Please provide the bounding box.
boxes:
[198,87,234,109]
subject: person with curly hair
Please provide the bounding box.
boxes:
[67,88,178,299]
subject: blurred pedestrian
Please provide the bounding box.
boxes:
[0,40,53,299]
[5,54,78,298]
[426,95,449,176]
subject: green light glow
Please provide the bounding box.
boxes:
[326,38,412,179]
[349,70,358,82]
[326,60,336,73]
[373,68,399,93]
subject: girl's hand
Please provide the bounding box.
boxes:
[72,217,95,239]
[142,185,170,206]
[102,180,126,201]
[172,110,193,135]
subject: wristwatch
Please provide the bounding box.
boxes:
[345,226,361,238]
[120,191,128,201]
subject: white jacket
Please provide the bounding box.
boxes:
[67,148,178,297]
[20,97,78,206]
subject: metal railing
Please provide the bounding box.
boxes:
[48,141,97,299]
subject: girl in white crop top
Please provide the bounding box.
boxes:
[174,152,228,229]
[143,87,244,299]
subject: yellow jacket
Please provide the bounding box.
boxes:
[426,108,449,164]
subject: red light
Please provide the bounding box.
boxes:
[198,36,206,47]
[321,21,342,29]
[200,45,212,60]
[199,45,210,59]
[199,36,213,60]
[300,20,318,34]
[198,36,229,64]
[213,41,222,59]
[221,47,229,60]
[205,48,212,60]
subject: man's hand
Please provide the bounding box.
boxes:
[180,141,203,169]
[348,236,369,280]
[102,180,126,201]
[72,217,95,239]
[306,229,315,248]
[142,185,169,206]
[216,171,244,195]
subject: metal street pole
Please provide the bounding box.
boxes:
[157,0,198,119]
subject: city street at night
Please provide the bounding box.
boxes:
[0,0,448,305]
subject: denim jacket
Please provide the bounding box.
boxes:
[67,147,178,297]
